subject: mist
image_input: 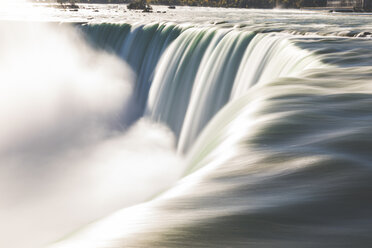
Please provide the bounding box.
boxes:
[0,21,184,248]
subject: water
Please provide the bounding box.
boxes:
[1,3,372,248]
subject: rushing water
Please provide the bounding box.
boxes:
[1,3,372,248]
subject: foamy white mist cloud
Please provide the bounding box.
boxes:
[0,22,183,248]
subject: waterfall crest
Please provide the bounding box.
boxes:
[83,24,324,153]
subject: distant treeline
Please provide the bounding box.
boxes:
[150,0,327,8]
[38,0,327,8]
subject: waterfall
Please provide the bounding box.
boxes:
[3,4,372,247]
[83,24,324,154]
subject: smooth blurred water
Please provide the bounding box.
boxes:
[1,3,372,248]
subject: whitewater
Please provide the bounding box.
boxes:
[1,2,372,248]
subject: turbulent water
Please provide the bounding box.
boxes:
[1,3,372,248]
